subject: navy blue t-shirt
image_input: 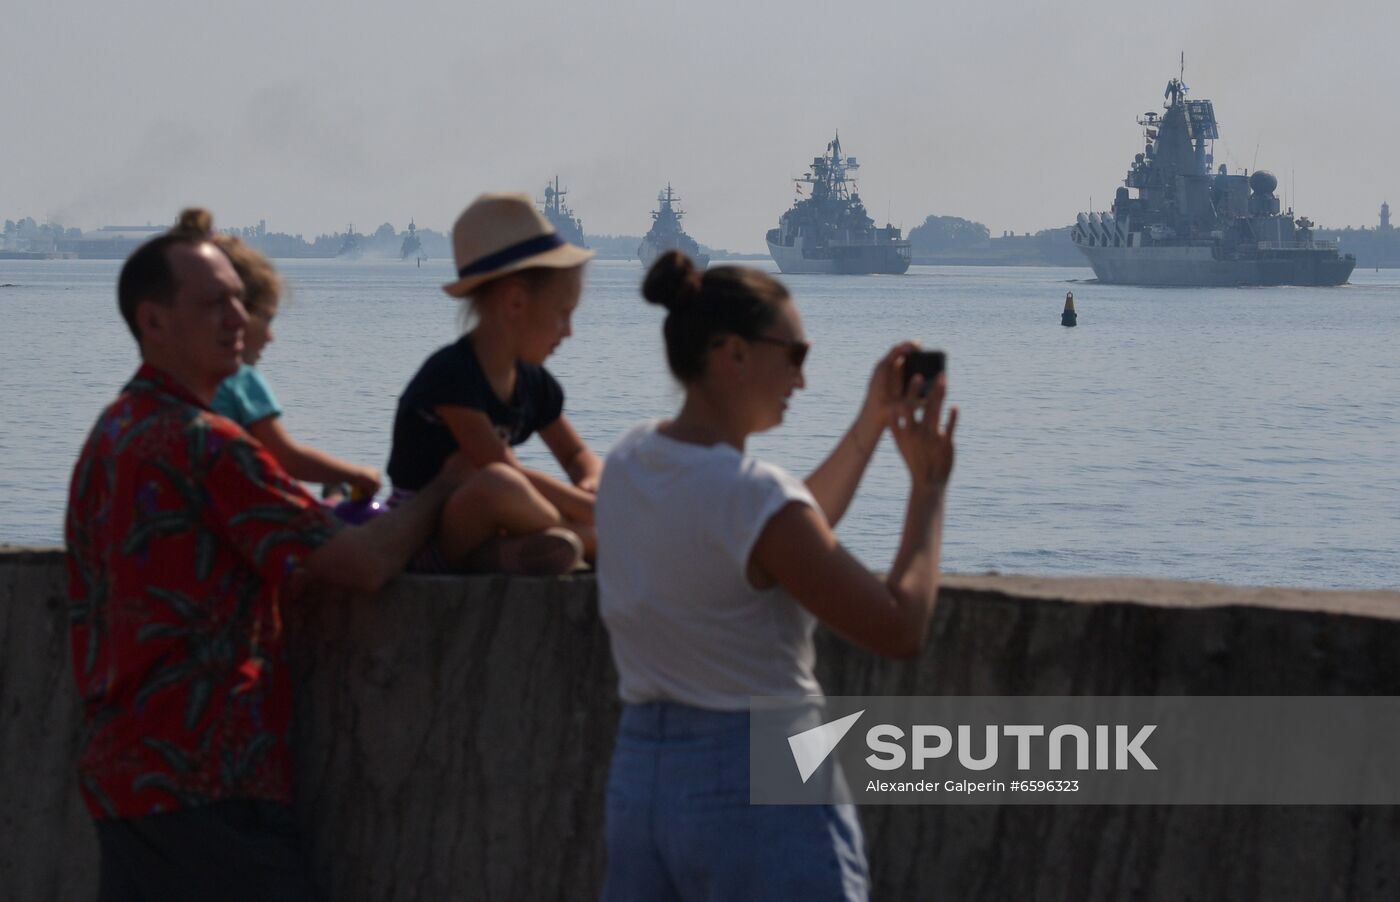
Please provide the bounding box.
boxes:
[387,333,564,491]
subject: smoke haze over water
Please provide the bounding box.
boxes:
[3,0,1396,250]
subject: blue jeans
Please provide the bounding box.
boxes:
[602,701,869,902]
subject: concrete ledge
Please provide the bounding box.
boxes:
[946,571,1400,620]
[4,548,1400,900]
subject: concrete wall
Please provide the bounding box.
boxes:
[4,546,1400,900]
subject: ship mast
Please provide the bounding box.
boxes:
[794,131,860,204]
[543,175,568,217]
[653,184,685,224]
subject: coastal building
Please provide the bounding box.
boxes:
[58,225,164,260]
[1316,201,1400,267]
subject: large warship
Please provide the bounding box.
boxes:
[539,176,588,248]
[638,185,709,269]
[766,133,910,274]
[1072,71,1354,286]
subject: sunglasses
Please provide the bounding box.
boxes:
[748,334,811,369]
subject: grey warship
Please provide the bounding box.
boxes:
[766,133,910,274]
[1072,74,1354,286]
[539,176,588,248]
[638,185,709,269]
[399,219,422,260]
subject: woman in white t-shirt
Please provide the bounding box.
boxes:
[595,251,957,901]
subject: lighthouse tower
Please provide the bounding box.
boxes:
[1382,202,1392,231]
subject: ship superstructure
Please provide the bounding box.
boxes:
[336,224,363,259]
[1071,69,1354,286]
[540,176,588,248]
[766,133,910,274]
[638,185,709,269]
[400,219,422,260]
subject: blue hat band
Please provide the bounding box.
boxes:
[457,233,566,280]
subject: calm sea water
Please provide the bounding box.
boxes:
[3,257,1398,590]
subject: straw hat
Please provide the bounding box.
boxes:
[442,193,594,298]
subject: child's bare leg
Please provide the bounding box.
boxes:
[438,463,562,561]
[564,522,597,562]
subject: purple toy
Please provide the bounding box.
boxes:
[333,489,385,525]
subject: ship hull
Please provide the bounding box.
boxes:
[638,238,708,270]
[766,237,911,275]
[1076,244,1355,287]
[545,215,587,250]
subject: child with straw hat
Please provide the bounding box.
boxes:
[387,193,597,573]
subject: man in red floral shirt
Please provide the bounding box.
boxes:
[67,228,466,901]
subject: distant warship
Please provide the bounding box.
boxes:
[399,219,422,260]
[1072,68,1354,286]
[766,133,910,275]
[539,176,588,248]
[638,185,709,269]
[336,225,363,259]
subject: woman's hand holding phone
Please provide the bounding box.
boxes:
[891,358,956,489]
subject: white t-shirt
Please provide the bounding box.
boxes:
[596,421,824,711]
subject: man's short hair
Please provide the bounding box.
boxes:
[117,233,210,341]
[118,209,231,341]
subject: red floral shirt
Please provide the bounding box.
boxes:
[65,364,337,819]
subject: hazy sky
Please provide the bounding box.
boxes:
[4,0,1395,251]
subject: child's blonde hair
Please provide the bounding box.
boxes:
[172,208,282,315]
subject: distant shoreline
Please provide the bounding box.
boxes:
[6,249,1397,270]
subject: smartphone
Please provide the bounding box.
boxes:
[902,350,946,396]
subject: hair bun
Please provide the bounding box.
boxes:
[172,207,213,237]
[642,250,702,311]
